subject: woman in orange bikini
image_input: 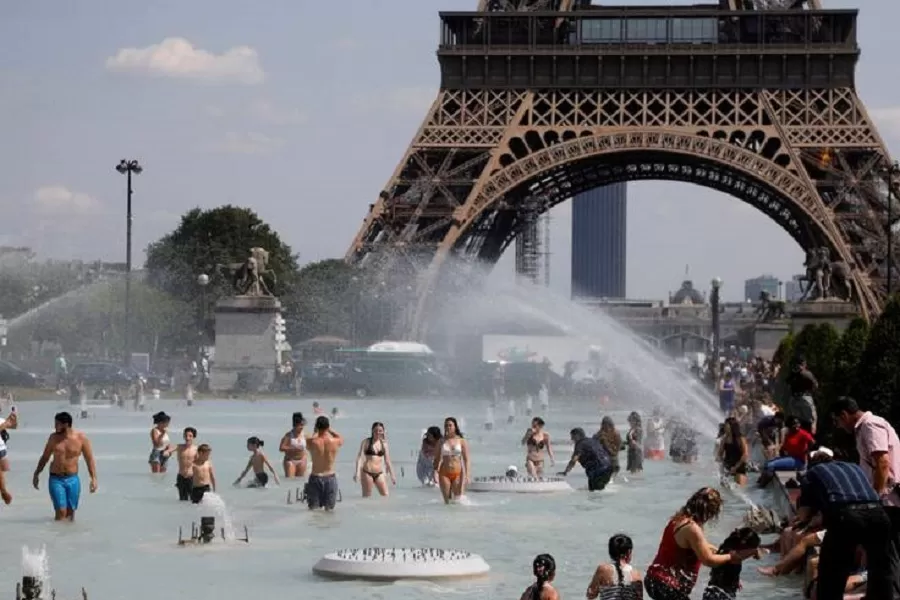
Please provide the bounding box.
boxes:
[433,416,471,504]
[353,421,397,497]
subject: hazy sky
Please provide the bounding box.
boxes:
[1,0,897,302]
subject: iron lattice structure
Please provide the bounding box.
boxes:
[347,0,898,339]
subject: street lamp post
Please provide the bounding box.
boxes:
[710,277,723,382]
[197,273,209,352]
[115,159,143,366]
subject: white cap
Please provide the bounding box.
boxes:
[740,367,749,377]
[724,366,732,373]
[507,465,518,472]
[809,447,834,460]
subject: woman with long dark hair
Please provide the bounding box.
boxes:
[586,534,643,599]
[353,421,396,497]
[433,417,471,504]
[595,416,622,479]
[416,426,442,486]
[717,417,749,486]
[520,554,558,600]
[644,487,760,600]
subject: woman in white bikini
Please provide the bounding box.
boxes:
[149,411,175,473]
[279,412,308,478]
[353,421,397,497]
[522,417,555,476]
[586,534,643,600]
[433,416,471,504]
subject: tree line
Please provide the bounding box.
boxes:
[773,296,900,437]
[4,206,384,360]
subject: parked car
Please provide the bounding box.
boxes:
[0,360,40,388]
[69,362,145,387]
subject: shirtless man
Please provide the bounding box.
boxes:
[32,412,98,521]
[191,444,216,504]
[175,427,198,501]
[305,416,343,511]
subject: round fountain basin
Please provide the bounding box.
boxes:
[467,475,573,493]
[312,547,490,581]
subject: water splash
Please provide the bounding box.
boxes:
[21,545,49,585]
[7,281,109,331]
[199,492,235,541]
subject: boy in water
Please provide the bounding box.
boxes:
[190,444,216,504]
[233,437,280,488]
[175,427,198,501]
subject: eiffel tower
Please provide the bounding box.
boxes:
[347,0,897,339]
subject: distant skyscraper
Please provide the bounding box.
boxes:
[571,183,627,299]
[744,274,781,302]
[784,274,806,302]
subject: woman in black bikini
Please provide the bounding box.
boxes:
[353,421,397,497]
[522,417,555,476]
[717,418,749,486]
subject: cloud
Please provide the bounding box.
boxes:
[32,186,100,214]
[210,132,284,154]
[872,107,900,140]
[106,38,264,85]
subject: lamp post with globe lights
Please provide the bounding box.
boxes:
[710,277,723,382]
[115,159,143,366]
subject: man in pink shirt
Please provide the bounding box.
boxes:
[832,396,900,596]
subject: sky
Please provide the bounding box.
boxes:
[1,0,898,302]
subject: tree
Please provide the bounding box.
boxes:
[7,279,192,358]
[857,296,900,421]
[144,206,301,339]
[832,317,869,401]
[285,259,360,343]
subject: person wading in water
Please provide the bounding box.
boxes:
[305,416,343,511]
[32,412,98,521]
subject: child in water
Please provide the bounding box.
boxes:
[703,527,762,600]
[191,444,216,504]
[233,437,280,488]
[521,554,558,600]
[175,427,198,501]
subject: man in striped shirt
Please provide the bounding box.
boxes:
[797,448,892,600]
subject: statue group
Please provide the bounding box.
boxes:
[798,247,854,302]
[221,247,276,297]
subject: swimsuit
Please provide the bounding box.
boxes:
[646,520,701,600]
[175,473,193,501]
[149,429,170,467]
[526,435,546,468]
[191,484,210,504]
[248,471,269,488]
[283,433,307,466]
[439,439,463,482]
[362,438,385,481]
[306,474,339,510]
[48,473,81,512]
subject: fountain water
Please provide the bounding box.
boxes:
[7,282,109,331]
[20,545,49,597]
[441,277,724,439]
[199,492,235,541]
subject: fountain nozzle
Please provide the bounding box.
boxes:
[199,516,216,543]
[18,576,42,600]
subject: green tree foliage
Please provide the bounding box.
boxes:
[857,296,900,421]
[772,331,795,406]
[8,279,192,358]
[832,317,870,400]
[286,259,360,343]
[145,206,299,302]
[144,206,301,339]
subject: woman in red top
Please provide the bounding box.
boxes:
[644,487,760,600]
[761,416,814,473]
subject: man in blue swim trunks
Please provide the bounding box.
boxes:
[32,412,98,521]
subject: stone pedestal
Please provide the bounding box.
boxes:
[210,296,282,392]
[790,300,859,333]
[736,321,790,360]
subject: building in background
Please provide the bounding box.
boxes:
[571,183,627,299]
[784,274,806,302]
[744,274,781,302]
